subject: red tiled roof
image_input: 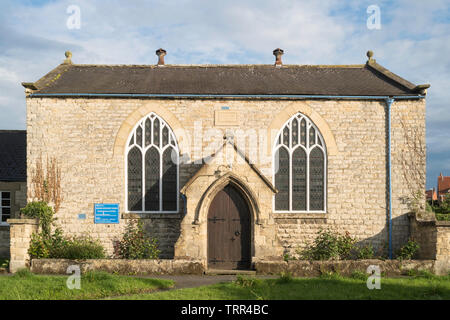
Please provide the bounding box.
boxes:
[438,175,450,197]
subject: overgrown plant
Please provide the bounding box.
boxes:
[23,201,105,259]
[297,229,358,261]
[50,236,105,259]
[396,239,420,260]
[20,201,55,237]
[357,244,375,260]
[30,155,63,213]
[114,220,160,259]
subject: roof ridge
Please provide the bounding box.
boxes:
[67,63,366,68]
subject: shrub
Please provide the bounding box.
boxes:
[20,201,55,237]
[350,270,368,280]
[298,229,357,260]
[357,244,375,260]
[396,239,420,260]
[50,236,105,259]
[114,220,160,259]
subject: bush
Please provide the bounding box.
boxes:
[298,229,357,260]
[50,236,106,259]
[20,201,55,237]
[29,231,105,260]
[357,244,375,260]
[114,220,160,259]
[396,239,420,260]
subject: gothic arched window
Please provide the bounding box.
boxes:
[126,113,179,213]
[273,113,326,212]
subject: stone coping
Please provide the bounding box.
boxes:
[7,218,39,225]
[273,213,327,219]
[30,258,205,275]
[121,213,183,219]
[436,220,450,227]
[255,259,450,276]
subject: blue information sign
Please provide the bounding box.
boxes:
[94,203,119,224]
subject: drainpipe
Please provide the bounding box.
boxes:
[385,97,394,259]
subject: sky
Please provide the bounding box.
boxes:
[0,0,449,189]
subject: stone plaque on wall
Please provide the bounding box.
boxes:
[214,110,239,126]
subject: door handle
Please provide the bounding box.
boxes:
[235,231,240,236]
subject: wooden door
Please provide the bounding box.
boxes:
[208,184,251,270]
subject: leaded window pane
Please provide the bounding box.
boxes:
[300,119,306,146]
[162,147,177,211]
[275,147,289,210]
[127,113,180,213]
[2,192,10,199]
[309,126,316,146]
[274,113,326,212]
[292,119,298,147]
[127,147,142,211]
[309,147,324,211]
[145,119,152,146]
[162,126,169,147]
[283,127,289,146]
[136,126,142,147]
[153,118,160,147]
[145,147,160,211]
[292,148,307,211]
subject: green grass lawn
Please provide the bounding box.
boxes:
[1,270,449,300]
[112,274,450,300]
[0,269,173,300]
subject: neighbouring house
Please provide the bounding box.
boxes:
[426,188,438,203]
[437,173,450,203]
[0,130,27,258]
[18,48,430,270]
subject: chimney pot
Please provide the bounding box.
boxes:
[273,48,284,66]
[156,48,167,65]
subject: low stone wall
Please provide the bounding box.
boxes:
[31,259,205,275]
[409,211,450,262]
[255,259,450,276]
[0,225,10,258]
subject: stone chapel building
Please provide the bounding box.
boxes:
[20,48,429,270]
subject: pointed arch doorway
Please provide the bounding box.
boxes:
[207,184,252,270]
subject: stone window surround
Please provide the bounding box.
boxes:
[125,112,180,214]
[273,112,327,213]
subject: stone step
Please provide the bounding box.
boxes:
[205,269,256,275]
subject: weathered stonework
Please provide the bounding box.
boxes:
[8,218,38,272]
[31,258,204,275]
[409,211,450,263]
[25,97,427,266]
[255,259,449,276]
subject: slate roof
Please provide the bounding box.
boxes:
[23,58,428,97]
[0,130,26,182]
